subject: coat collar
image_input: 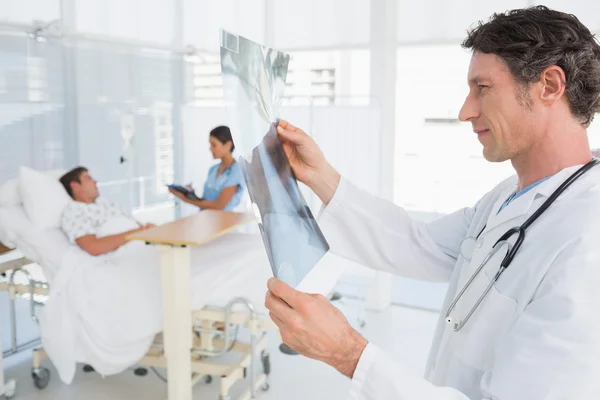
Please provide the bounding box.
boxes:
[480,163,588,237]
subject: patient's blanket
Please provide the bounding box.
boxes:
[40,218,273,384]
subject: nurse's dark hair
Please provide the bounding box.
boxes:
[210,125,235,153]
[60,166,88,199]
[462,5,600,127]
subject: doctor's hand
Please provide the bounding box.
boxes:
[265,277,368,378]
[277,120,341,205]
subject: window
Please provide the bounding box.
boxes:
[152,103,174,195]
[284,50,370,106]
[186,49,371,106]
[588,119,600,151]
[185,53,224,106]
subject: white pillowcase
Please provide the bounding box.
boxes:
[0,177,20,207]
[19,167,72,230]
[0,169,66,208]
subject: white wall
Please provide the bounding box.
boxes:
[75,0,174,44]
[271,0,370,49]
[184,0,266,52]
[0,0,60,24]
[3,0,600,47]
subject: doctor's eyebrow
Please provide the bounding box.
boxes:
[468,76,492,86]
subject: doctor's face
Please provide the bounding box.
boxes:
[459,51,540,162]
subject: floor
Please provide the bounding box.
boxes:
[3,300,438,400]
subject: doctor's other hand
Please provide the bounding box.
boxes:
[277,120,341,205]
[265,277,368,378]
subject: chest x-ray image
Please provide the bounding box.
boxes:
[220,29,329,288]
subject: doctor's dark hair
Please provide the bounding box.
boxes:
[210,126,235,153]
[60,166,88,199]
[462,5,600,126]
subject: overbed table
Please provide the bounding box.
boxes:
[127,210,255,400]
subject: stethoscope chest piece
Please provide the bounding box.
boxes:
[460,236,477,261]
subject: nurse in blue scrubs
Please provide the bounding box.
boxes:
[169,126,245,211]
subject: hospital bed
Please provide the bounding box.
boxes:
[0,247,275,400]
[0,205,348,400]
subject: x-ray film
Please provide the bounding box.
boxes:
[220,30,330,288]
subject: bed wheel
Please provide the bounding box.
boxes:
[82,365,95,373]
[31,367,50,390]
[203,375,213,384]
[134,367,148,377]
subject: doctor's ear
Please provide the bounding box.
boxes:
[539,65,567,105]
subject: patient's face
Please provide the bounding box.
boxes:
[73,172,100,202]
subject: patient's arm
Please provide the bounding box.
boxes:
[75,226,149,256]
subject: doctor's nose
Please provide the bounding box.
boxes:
[459,94,479,122]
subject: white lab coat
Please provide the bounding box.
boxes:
[318,164,600,399]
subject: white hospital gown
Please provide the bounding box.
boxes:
[61,197,129,243]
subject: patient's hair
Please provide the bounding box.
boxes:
[60,167,88,199]
[210,125,235,153]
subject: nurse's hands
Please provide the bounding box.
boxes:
[168,187,186,201]
[277,120,341,205]
[265,277,368,378]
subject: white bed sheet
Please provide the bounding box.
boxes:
[0,205,71,283]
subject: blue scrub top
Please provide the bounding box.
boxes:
[203,162,245,211]
[497,175,552,215]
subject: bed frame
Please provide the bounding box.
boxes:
[0,242,274,400]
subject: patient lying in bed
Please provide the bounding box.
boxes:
[59,167,156,256]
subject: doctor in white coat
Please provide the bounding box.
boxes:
[265,6,600,400]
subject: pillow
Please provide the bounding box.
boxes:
[0,169,66,207]
[19,166,72,230]
[0,177,20,207]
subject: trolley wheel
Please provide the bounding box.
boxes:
[134,367,148,377]
[278,343,299,355]
[261,382,270,392]
[204,375,213,384]
[261,350,271,375]
[82,364,95,373]
[32,367,50,390]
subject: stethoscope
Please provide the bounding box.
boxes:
[446,158,599,332]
